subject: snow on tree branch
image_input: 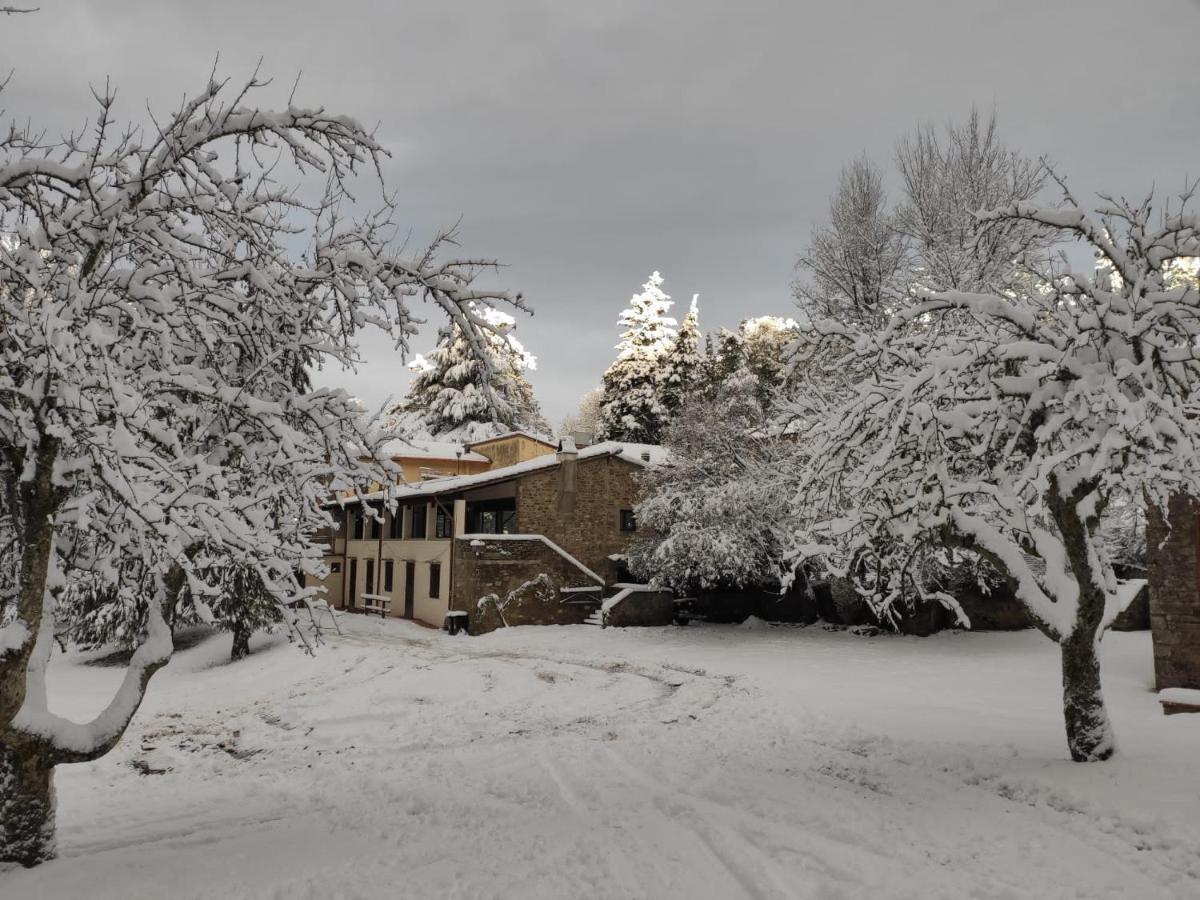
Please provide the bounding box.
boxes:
[0,71,525,863]
[791,175,1200,761]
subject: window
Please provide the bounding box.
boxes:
[351,509,363,540]
[348,558,358,607]
[389,510,402,539]
[411,504,427,539]
[619,509,637,532]
[383,560,394,592]
[364,558,375,594]
[435,505,453,538]
[364,514,375,541]
[467,499,517,535]
[429,562,441,599]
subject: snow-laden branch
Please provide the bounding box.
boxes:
[790,181,1200,761]
[0,69,528,862]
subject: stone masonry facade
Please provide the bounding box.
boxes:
[448,453,647,634]
[514,454,642,582]
[1147,493,1200,691]
[450,536,600,632]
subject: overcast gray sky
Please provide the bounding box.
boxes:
[3,1,1198,425]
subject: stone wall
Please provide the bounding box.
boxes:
[516,454,643,582]
[605,590,675,627]
[450,536,600,634]
[1148,495,1200,690]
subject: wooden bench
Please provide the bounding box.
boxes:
[1159,687,1200,716]
[360,593,391,618]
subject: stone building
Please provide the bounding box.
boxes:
[311,432,671,633]
[1147,494,1200,712]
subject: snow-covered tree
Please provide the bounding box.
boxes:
[658,295,703,417]
[794,155,907,329]
[629,370,794,593]
[702,327,745,396]
[0,74,521,866]
[559,386,604,438]
[394,304,548,441]
[893,107,1047,293]
[791,176,1200,762]
[597,271,677,443]
[700,317,797,410]
[740,316,799,403]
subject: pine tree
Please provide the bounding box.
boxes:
[740,316,799,407]
[597,272,678,443]
[659,295,704,417]
[397,305,550,440]
[702,328,745,397]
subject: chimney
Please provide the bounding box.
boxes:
[571,429,595,449]
[557,437,578,519]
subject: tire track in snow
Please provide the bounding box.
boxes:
[602,744,817,900]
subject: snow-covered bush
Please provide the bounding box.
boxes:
[628,371,795,594]
[0,73,521,866]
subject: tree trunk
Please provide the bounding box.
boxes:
[1060,630,1115,762]
[0,741,56,868]
[230,622,252,661]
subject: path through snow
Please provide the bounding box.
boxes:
[5,617,1199,899]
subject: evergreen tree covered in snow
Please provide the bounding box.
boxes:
[740,316,799,406]
[703,328,746,396]
[396,305,549,441]
[597,272,677,443]
[700,318,797,410]
[658,295,703,417]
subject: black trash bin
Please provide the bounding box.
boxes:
[444,610,469,635]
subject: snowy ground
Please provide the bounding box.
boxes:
[7,616,1199,899]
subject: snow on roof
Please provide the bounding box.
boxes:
[375,438,490,463]
[340,441,667,506]
[465,430,557,448]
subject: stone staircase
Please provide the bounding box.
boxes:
[582,608,604,626]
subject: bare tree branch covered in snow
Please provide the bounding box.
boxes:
[791,175,1200,762]
[0,72,521,866]
[794,155,907,330]
[559,386,604,438]
[893,107,1048,293]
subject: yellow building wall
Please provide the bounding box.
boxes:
[469,434,555,469]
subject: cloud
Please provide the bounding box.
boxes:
[3,0,1197,423]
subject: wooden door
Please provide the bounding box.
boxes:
[403,561,415,619]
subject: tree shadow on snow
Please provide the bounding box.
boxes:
[81,625,219,667]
